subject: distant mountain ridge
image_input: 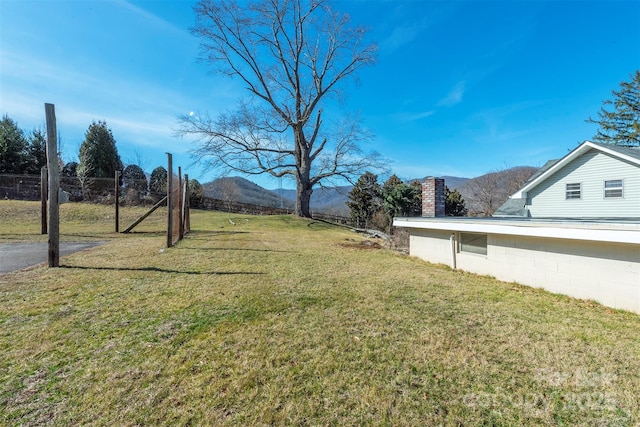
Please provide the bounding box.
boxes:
[202,167,537,217]
[271,186,353,216]
[203,177,295,209]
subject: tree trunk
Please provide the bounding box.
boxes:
[293,127,314,218]
[295,176,313,217]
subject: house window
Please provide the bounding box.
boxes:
[604,179,623,198]
[565,183,581,200]
[459,233,487,255]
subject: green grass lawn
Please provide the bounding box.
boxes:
[1,200,639,426]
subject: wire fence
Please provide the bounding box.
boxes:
[1,173,354,228]
[0,173,165,205]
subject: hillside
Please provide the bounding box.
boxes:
[272,186,352,216]
[203,177,295,209]
[457,166,538,216]
[203,167,538,217]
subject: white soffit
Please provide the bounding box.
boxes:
[393,218,640,245]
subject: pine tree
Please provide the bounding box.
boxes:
[25,128,47,174]
[77,121,123,195]
[587,70,640,147]
[62,162,78,177]
[149,166,168,194]
[382,175,421,219]
[0,115,29,174]
[122,164,148,192]
[445,186,467,216]
[347,171,382,229]
[188,179,204,208]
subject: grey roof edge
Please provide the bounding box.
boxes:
[511,140,640,199]
[493,198,529,218]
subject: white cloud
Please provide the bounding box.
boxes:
[395,110,435,122]
[380,24,424,54]
[117,0,192,40]
[437,81,465,107]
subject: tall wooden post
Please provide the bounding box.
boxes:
[45,103,59,267]
[183,174,190,234]
[41,167,48,234]
[178,166,183,240]
[115,170,120,232]
[166,153,173,248]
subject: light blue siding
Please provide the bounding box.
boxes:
[527,149,640,218]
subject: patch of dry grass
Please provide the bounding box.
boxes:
[1,201,639,425]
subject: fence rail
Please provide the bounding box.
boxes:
[1,173,164,205]
[1,173,354,226]
[200,196,353,225]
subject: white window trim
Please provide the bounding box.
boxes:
[604,179,624,199]
[565,182,581,200]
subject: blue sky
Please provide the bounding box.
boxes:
[1,0,639,189]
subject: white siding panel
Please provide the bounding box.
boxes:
[406,228,640,313]
[527,149,640,218]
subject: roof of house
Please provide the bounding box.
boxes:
[511,140,640,199]
[493,197,528,217]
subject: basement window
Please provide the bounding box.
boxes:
[565,183,581,200]
[604,179,623,198]
[459,233,487,256]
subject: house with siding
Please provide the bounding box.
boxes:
[393,141,640,313]
[494,141,640,218]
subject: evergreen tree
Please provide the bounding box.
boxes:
[62,161,78,177]
[347,171,382,229]
[188,179,204,208]
[77,121,123,194]
[381,175,421,232]
[122,164,148,192]
[587,70,640,147]
[445,186,467,216]
[0,115,29,174]
[25,128,47,174]
[149,166,168,194]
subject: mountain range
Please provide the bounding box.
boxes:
[202,167,538,217]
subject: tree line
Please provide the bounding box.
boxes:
[347,171,467,233]
[0,116,204,205]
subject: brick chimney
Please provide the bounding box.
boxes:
[422,177,445,217]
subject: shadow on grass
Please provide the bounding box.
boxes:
[175,246,290,253]
[187,231,253,238]
[119,231,166,236]
[60,264,265,275]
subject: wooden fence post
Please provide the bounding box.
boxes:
[115,170,120,232]
[166,153,173,248]
[183,174,190,234]
[41,166,47,234]
[45,103,59,267]
[178,166,183,240]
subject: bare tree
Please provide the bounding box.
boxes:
[177,0,381,217]
[462,166,537,216]
[219,178,241,212]
[504,166,537,195]
[463,170,503,217]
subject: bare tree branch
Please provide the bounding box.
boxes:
[180,0,381,216]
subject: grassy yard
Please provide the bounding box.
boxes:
[1,200,639,426]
